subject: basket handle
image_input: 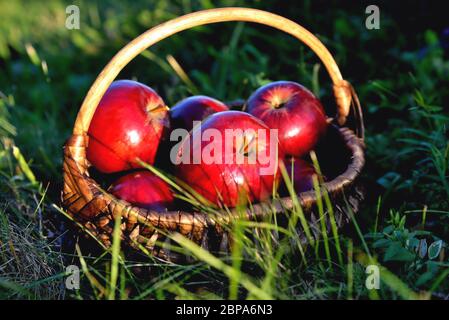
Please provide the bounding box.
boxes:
[73,7,355,136]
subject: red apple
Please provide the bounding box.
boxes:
[110,171,174,211]
[175,111,282,208]
[247,81,327,157]
[280,158,325,194]
[170,95,228,131]
[87,80,169,173]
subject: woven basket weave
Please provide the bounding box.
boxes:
[62,8,365,261]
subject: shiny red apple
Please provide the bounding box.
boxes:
[110,171,174,211]
[170,95,228,132]
[280,158,325,194]
[247,81,327,157]
[86,80,169,173]
[175,111,282,208]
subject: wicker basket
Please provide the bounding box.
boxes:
[62,8,365,261]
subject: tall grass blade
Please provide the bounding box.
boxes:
[171,233,273,300]
[107,209,123,300]
[166,54,199,95]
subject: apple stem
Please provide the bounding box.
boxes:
[147,104,169,113]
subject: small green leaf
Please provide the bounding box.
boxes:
[384,242,416,262]
[418,239,428,259]
[428,240,443,260]
[393,230,402,239]
[399,215,406,229]
[415,271,435,286]
[407,238,419,252]
[383,225,395,235]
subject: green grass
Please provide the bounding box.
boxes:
[0,0,448,300]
